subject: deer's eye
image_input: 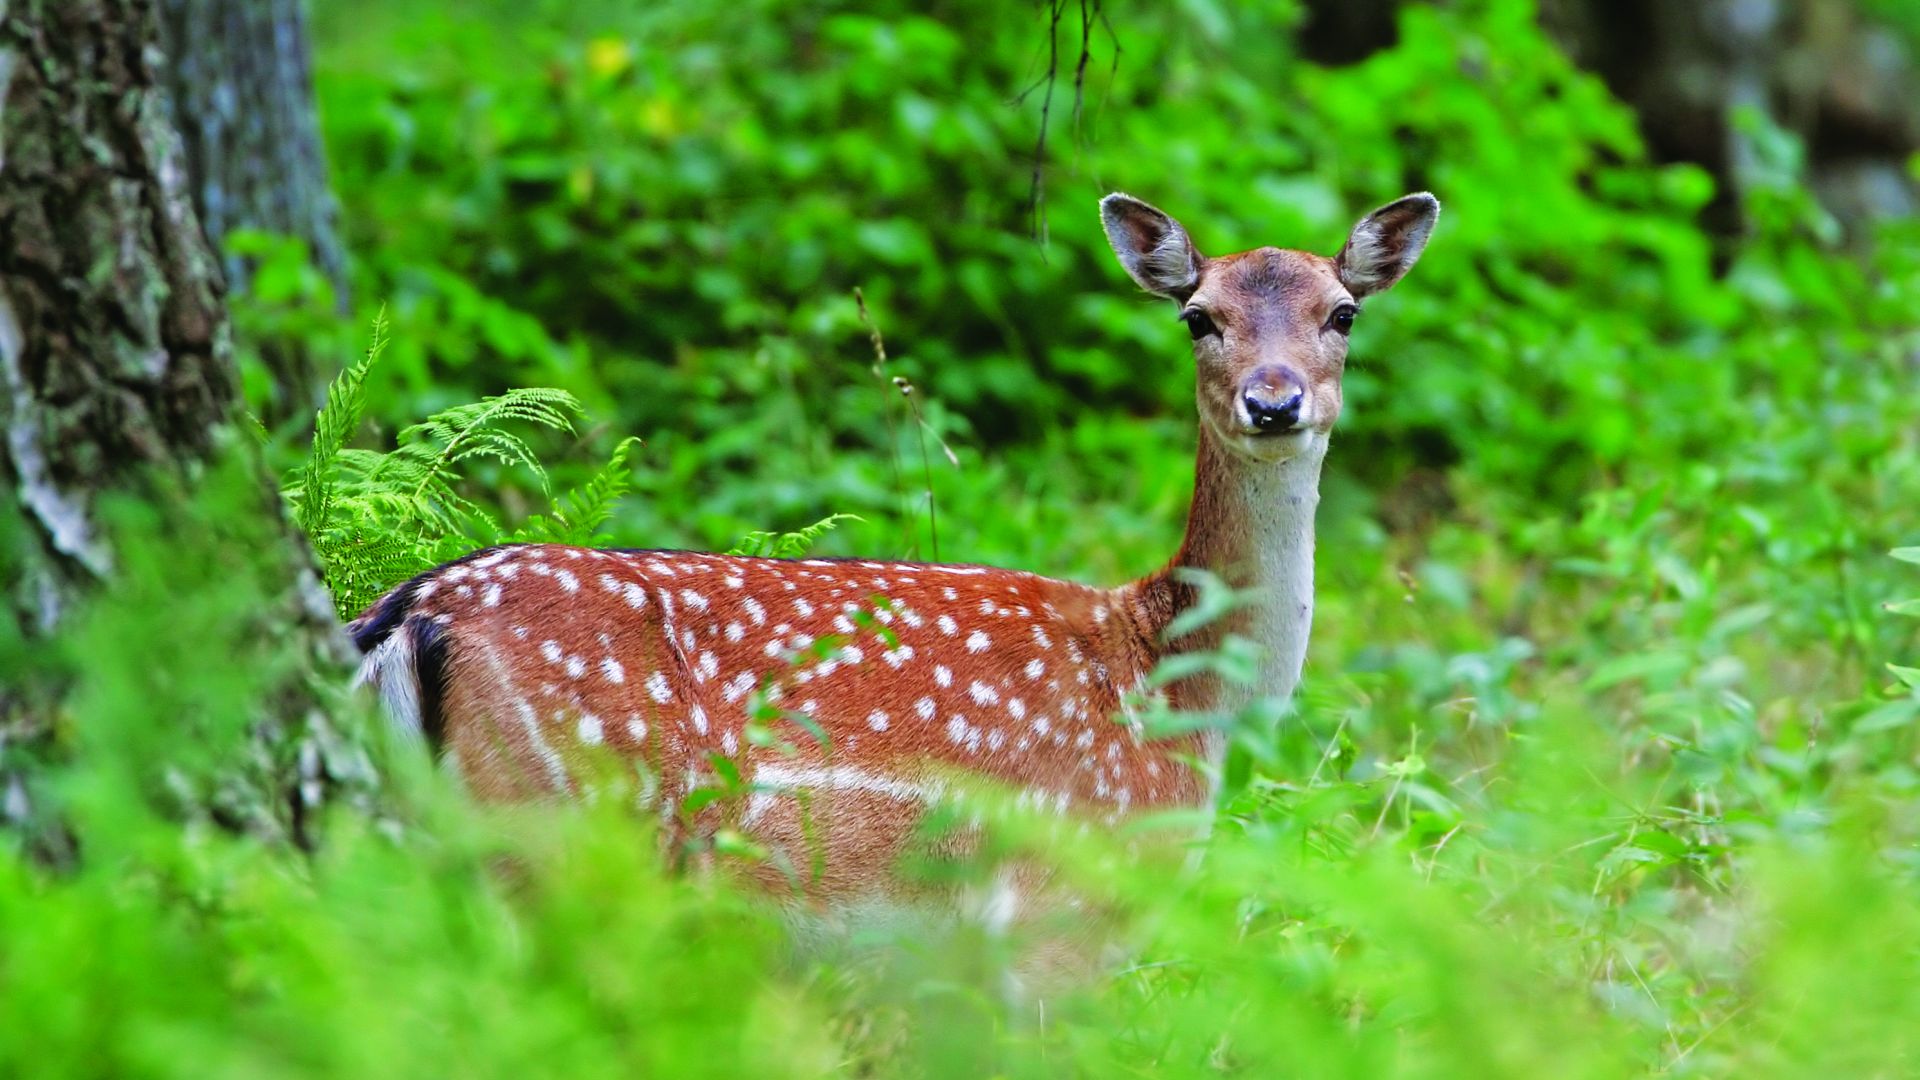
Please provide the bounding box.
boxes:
[1179,308,1219,340]
[1329,304,1358,335]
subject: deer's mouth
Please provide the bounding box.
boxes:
[1207,411,1322,463]
[1238,427,1318,461]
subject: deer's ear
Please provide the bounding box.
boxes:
[1336,193,1440,298]
[1100,193,1204,301]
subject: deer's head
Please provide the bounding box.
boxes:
[1101,192,1439,463]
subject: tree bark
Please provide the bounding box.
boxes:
[156,0,345,294]
[0,0,372,856]
[157,0,346,416]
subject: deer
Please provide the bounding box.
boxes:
[349,191,1439,912]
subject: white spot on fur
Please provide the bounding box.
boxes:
[1025,658,1045,680]
[577,714,604,745]
[937,614,959,636]
[646,672,673,703]
[743,597,767,625]
[723,672,755,703]
[541,640,563,664]
[966,630,991,653]
[745,763,943,826]
[935,665,953,687]
[555,569,580,592]
[690,704,709,735]
[483,583,503,607]
[969,681,1000,706]
[472,549,514,570]
[916,697,936,721]
[867,709,890,732]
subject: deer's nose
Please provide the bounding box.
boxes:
[1243,387,1305,433]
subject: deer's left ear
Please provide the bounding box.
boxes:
[1336,193,1440,298]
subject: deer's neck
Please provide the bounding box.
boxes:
[1129,429,1325,717]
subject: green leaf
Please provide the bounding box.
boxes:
[727,514,862,558]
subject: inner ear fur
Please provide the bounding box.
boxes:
[1100,193,1205,302]
[1335,193,1440,298]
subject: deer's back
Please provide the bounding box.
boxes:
[350,543,1207,898]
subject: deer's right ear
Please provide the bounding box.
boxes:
[1100,194,1204,302]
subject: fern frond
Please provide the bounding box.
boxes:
[728,513,863,559]
[383,388,583,505]
[284,321,638,618]
[290,310,388,537]
[513,436,642,546]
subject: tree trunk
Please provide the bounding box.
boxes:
[157,0,347,416]
[0,0,373,857]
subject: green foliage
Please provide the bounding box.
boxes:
[285,314,637,616]
[726,513,861,558]
[510,434,643,545]
[1892,545,1920,692]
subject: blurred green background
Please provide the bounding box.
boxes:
[9,0,1920,1075]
